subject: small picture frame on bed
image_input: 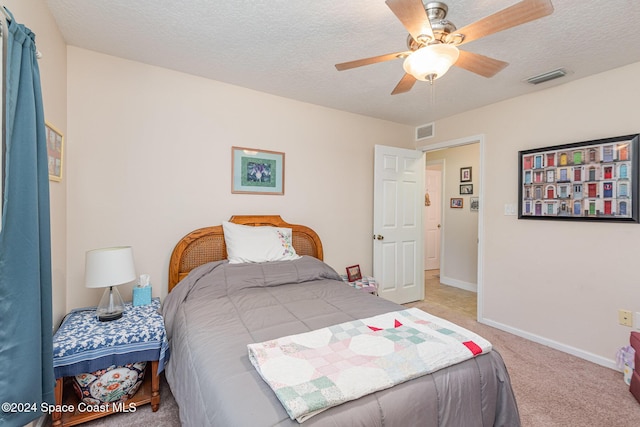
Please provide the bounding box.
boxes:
[231,146,285,195]
[346,264,362,282]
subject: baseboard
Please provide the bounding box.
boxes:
[439,275,477,293]
[480,317,618,371]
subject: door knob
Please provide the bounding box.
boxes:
[437,224,441,228]
[373,234,384,240]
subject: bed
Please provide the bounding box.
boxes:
[162,215,520,426]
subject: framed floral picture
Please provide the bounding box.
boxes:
[231,146,285,195]
[46,122,64,182]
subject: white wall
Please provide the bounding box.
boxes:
[424,62,640,367]
[4,0,68,328]
[66,47,414,309]
[426,143,480,291]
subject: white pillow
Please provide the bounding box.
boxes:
[222,221,301,264]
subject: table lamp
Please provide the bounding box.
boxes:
[85,246,136,321]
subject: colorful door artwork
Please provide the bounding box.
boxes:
[620,183,627,197]
[573,184,582,199]
[520,136,636,221]
[534,155,543,169]
[535,187,542,199]
[620,164,628,178]
[620,201,627,215]
[559,186,567,198]
[619,144,629,161]
[574,201,581,215]
[546,153,555,167]
[573,151,582,164]
[534,171,543,183]
[560,153,568,165]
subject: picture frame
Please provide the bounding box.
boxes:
[460,184,473,195]
[450,198,463,208]
[470,197,479,212]
[46,122,64,182]
[518,134,639,222]
[231,146,285,195]
[460,167,472,182]
[346,264,362,282]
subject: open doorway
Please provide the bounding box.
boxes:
[422,138,482,320]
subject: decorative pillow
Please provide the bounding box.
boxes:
[222,221,301,264]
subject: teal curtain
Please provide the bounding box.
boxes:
[0,9,54,426]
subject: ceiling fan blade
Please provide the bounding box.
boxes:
[455,50,509,78]
[391,73,417,95]
[455,0,554,46]
[385,0,434,43]
[335,51,410,71]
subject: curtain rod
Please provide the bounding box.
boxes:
[1,6,43,59]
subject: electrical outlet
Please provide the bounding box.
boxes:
[619,309,633,327]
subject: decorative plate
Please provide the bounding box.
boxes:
[72,361,147,404]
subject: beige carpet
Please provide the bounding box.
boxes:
[52,279,640,426]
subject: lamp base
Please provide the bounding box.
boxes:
[96,286,125,322]
[97,311,123,322]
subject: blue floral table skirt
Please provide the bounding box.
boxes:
[53,298,169,378]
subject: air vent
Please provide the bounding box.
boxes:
[526,68,567,85]
[416,122,435,141]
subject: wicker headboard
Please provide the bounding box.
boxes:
[168,215,324,292]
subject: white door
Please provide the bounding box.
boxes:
[424,163,442,270]
[373,145,424,304]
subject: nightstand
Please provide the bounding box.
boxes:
[341,275,378,295]
[51,298,169,426]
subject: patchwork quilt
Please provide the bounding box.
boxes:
[247,307,492,422]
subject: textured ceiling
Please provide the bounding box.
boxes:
[45,0,640,126]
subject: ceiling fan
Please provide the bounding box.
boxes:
[335,0,554,94]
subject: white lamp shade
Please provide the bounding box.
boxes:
[85,246,136,289]
[403,44,460,81]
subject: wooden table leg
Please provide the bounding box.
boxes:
[52,378,63,427]
[150,360,160,411]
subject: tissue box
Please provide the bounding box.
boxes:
[133,286,151,306]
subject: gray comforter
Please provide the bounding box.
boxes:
[162,256,520,426]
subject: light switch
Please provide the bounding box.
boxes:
[504,204,516,216]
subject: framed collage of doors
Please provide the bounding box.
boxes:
[518,134,639,223]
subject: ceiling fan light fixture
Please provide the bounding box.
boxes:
[403,43,459,82]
